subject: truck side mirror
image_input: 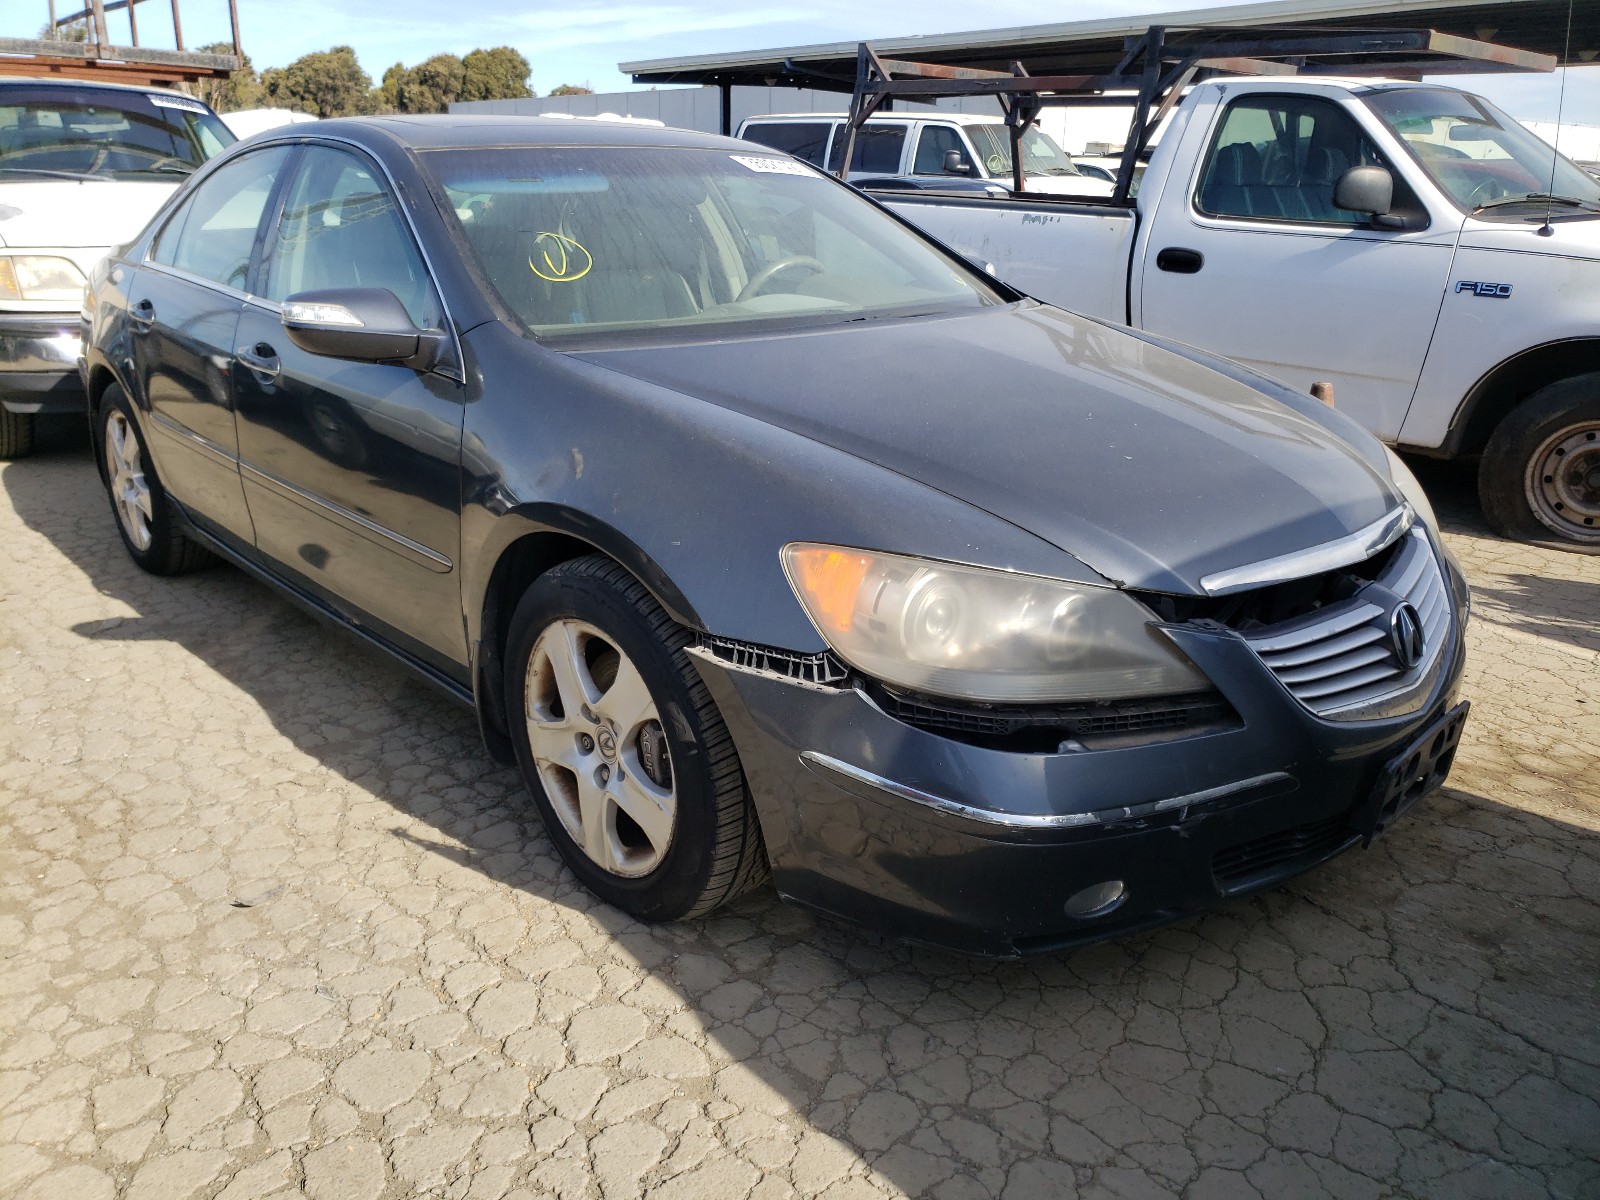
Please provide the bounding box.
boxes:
[1334,165,1395,217]
[943,150,973,175]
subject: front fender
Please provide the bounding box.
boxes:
[458,321,1098,656]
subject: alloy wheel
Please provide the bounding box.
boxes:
[104,409,154,552]
[523,618,677,877]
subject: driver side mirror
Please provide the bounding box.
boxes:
[280,288,446,370]
[1333,165,1407,228]
[943,150,974,176]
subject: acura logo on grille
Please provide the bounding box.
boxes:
[1389,603,1425,670]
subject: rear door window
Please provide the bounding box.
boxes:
[150,146,291,289]
[740,122,830,168]
[827,126,907,174]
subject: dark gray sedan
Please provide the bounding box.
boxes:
[82,115,1469,956]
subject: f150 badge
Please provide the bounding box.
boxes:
[1455,280,1513,298]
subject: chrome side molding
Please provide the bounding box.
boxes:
[800,750,1292,830]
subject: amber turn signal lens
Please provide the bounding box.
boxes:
[783,545,872,634]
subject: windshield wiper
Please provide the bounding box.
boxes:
[0,167,111,182]
[1473,192,1600,215]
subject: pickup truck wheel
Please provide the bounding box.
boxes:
[100,387,214,574]
[0,408,34,460]
[505,555,768,921]
[1479,374,1600,553]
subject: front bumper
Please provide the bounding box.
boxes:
[693,550,1470,957]
[0,313,84,413]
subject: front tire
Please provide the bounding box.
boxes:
[0,407,34,460]
[506,555,767,921]
[99,387,214,574]
[1478,373,1600,553]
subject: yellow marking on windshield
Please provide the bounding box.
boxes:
[529,231,592,282]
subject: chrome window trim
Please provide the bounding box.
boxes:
[141,134,466,383]
[268,134,465,382]
[1200,504,1414,597]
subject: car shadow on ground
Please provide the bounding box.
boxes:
[6,429,1599,1198]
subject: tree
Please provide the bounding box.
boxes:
[461,47,531,102]
[375,62,407,113]
[261,46,371,119]
[38,19,89,42]
[548,85,593,97]
[189,43,261,113]
[395,53,465,114]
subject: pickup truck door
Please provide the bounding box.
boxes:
[1137,88,1457,441]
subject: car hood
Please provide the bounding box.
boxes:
[570,304,1401,594]
[0,179,178,249]
[1460,212,1600,260]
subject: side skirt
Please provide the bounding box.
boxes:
[177,508,477,712]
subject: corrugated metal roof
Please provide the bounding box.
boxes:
[622,0,1592,84]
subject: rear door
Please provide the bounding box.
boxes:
[231,141,467,674]
[129,144,292,543]
[1138,88,1456,441]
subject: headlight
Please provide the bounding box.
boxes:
[1383,447,1438,532]
[0,255,88,303]
[782,544,1210,703]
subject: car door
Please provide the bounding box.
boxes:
[1138,90,1456,441]
[129,144,292,544]
[232,142,468,673]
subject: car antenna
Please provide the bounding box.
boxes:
[1537,0,1575,238]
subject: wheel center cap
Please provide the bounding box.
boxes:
[596,728,618,761]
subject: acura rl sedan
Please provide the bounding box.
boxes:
[82,116,1469,956]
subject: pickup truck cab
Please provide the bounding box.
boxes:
[0,77,234,458]
[739,111,1115,198]
[876,77,1600,550]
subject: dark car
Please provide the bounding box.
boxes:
[82,115,1469,956]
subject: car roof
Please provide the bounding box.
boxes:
[0,74,195,101]
[285,113,751,152]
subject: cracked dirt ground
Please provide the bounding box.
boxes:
[2,423,1597,1200]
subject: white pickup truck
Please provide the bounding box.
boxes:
[0,76,234,458]
[873,76,1600,551]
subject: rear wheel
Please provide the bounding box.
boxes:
[100,387,214,574]
[0,408,34,460]
[506,555,767,920]
[1478,373,1600,553]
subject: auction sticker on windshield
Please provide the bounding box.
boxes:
[147,94,210,114]
[730,154,814,176]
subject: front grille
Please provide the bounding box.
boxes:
[873,687,1237,752]
[1242,528,1449,718]
[1212,813,1355,894]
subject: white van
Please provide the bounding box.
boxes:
[1,77,235,457]
[737,112,1115,198]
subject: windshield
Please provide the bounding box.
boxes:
[1364,88,1600,215]
[966,124,1083,179]
[427,145,1003,339]
[0,88,234,182]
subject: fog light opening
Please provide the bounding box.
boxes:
[1065,880,1126,920]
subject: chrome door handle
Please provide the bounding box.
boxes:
[128,298,156,329]
[236,344,281,381]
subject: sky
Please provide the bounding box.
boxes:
[14,0,1598,125]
